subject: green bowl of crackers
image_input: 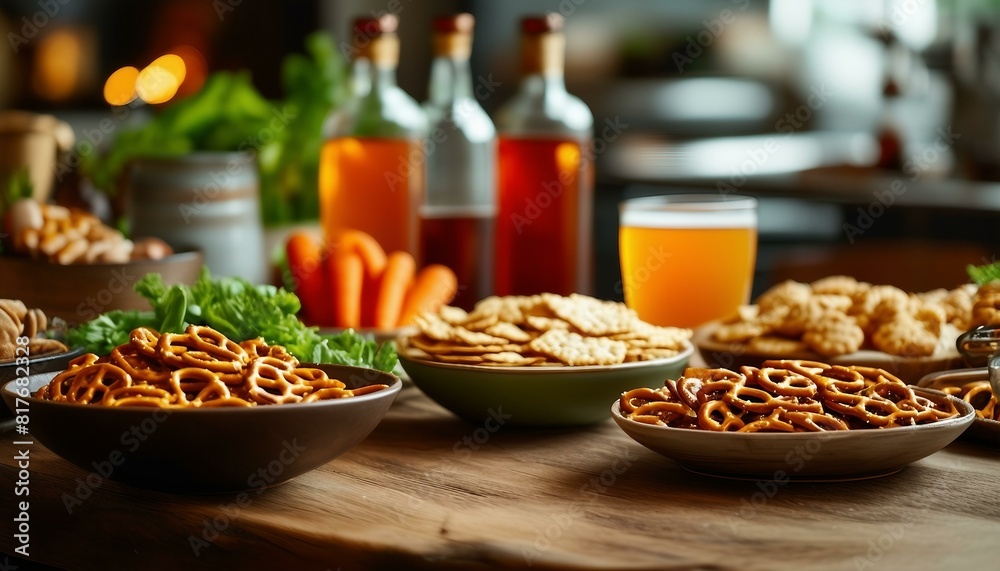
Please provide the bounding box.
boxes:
[397,294,694,427]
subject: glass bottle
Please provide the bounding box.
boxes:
[319,15,427,258]
[494,14,594,296]
[422,13,496,309]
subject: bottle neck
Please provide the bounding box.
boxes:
[518,73,567,97]
[353,34,400,96]
[351,59,398,97]
[520,32,565,78]
[429,55,474,105]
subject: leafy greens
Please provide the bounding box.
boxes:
[66,269,397,372]
[967,261,1000,286]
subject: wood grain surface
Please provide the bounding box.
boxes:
[2,381,1000,571]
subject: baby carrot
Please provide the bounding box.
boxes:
[329,251,364,329]
[331,229,387,281]
[285,232,332,326]
[398,265,458,326]
[374,251,416,329]
[330,229,389,327]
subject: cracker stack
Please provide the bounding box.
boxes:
[402,294,691,367]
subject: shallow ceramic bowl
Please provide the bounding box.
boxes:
[2,364,401,493]
[0,346,83,419]
[612,388,974,480]
[399,341,693,427]
[0,250,203,324]
[918,368,1000,444]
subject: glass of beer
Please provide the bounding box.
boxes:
[619,194,758,328]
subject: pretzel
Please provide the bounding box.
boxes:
[697,400,745,431]
[130,327,161,359]
[962,383,997,420]
[619,360,961,432]
[157,325,249,374]
[620,387,690,425]
[243,357,312,404]
[61,364,133,405]
[240,337,299,365]
[110,344,170,383]
[36,326,389,407]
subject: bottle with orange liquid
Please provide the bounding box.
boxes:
[422,14,496,309]
[494,14,594,296]
[320,15,427,258]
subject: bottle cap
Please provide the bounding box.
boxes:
[353,14,398,36]
[521,13,563,35]
[434,13,475,35]
[352,14,400,66]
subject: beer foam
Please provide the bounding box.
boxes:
[620,209,756,229]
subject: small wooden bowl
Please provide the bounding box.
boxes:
[0,251,203,324]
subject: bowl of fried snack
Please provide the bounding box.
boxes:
[0,300,77,419]
[612,359,974,480]
[397,294,693,427]
[693,276,974,381]
[919,368,999,444]
[1,199,203,322]
[1,324,401,493]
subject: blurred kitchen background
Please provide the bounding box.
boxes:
[2,0,999,298]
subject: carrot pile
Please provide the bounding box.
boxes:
[285,229,457,330]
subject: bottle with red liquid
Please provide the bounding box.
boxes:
[319,15,427,258]
[422,13,496,309]
[494,14,594,296]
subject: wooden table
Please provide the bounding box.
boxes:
[3,381,999,571]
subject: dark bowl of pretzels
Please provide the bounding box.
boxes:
[1,325,402,493]
[612,359,975,480]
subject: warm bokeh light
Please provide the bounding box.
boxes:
[135,54,186,104]
[170,45,208,97]
[103,66,140,106]
[33,29,84,101]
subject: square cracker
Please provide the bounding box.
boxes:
[484,322,535,343]
[542,293,638,337]
[528,329,627,366]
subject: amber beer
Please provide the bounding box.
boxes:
[619,195,757,328]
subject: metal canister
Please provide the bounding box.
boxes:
[126,152,266,283]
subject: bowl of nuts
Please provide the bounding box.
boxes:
[0,199,203,323]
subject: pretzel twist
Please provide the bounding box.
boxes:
[36,327,388,407]
[620,360,960,431]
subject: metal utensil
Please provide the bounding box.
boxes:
[956,325,1000,395]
